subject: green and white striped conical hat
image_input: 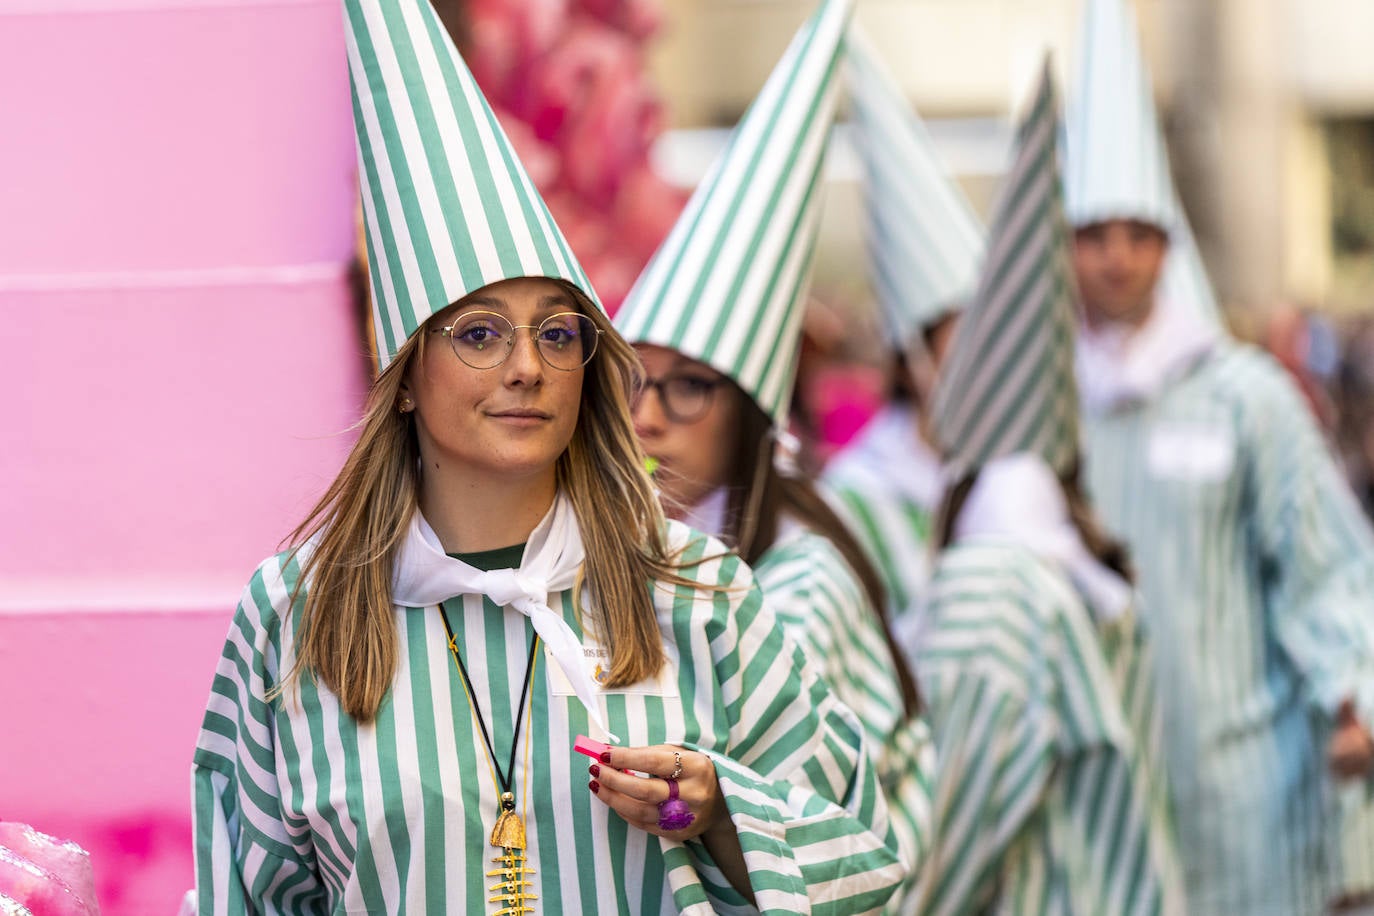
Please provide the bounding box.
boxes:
[846,29,984,348]
[933,59,1079,479]
[613,0,853,426]
[1063,0,1177,231]
[345,0,600,369]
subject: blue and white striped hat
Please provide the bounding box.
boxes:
[1063,0,1177,232]
[1064,0,1224,327]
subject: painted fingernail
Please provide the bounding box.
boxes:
[589,780,600,794]
[589,764,601,778]
[599,750,612,764]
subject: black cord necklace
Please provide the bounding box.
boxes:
[438,601,539,914]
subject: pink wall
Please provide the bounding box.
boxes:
[0,2,367,912]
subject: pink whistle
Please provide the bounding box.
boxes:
[574,735,611,760]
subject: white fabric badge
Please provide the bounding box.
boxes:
[1147,424,1235,482]
[545,641,681,698]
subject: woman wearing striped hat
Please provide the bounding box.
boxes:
[614,1,933,909]
[909,64,1184,916]
[187,0,907,912]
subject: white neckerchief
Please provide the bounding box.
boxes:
[682,486,808,551]
[841,405,944,510]
[391,493,619,743]
[1076,294,1220,415]
[680,486,730,539]
[953,454,1132,622]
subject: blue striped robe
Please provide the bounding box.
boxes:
[191,521,907,914]
[1082,341,1374,913]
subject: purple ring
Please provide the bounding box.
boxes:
[657,777,695,831]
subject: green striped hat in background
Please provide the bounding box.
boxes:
[846,28,984,349]
[933,59,1080,480]
[613,0,853,427]
[344,0,600,370]
[1064,0,1223,327]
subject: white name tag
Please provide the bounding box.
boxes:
[545,642,681,698]
[1147,424,1235,482]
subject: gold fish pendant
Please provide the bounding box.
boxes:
[486,792,536,915]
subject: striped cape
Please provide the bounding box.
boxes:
[754,527,936,913]
[1082,341,1374,914]
[192,522,906,914]
[912,542,1185,915]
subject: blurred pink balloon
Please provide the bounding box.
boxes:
[573,0,663,42]
[612,165,686,261]
[493,105,562,190]
[465,0,569,103]
[0,823,100,916]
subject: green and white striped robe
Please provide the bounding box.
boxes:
[1082,342,1374,914]
[754,527,936,912]
[913,542,1184,916]
[192,521,907,915]
[823,405,942,624]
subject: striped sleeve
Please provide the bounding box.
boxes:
[192,554,327,916]
[754,531,934,891]
[913,606,1057,915]
[1237,350,1374,734]
[669,526,907,915]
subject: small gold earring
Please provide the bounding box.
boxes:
[399,397,414,413]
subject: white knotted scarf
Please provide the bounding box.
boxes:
[954,453,1133,623]
[1076,294,1220,415]
[391,492,620,743]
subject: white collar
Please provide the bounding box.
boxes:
[839,405,944,509]
[1076,294,1220,414]
[680,486,730,540]
[391,493,619,742]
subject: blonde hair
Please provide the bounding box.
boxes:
[280,282,677,722]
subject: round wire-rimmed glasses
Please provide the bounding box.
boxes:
[432,310,602,371]
[632,373,723,423]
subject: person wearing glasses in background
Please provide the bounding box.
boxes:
[187,1,908,912]
[614,4,933,911]
[1065,0,1374,912]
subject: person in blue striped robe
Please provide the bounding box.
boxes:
[908,61,1184,916]
[1064,0,1374,911]
[1074,221,1374,916]
[189,0,907,911]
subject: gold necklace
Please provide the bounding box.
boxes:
[440,603,539,915]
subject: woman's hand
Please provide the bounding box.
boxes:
[1329,699,1374,780]
[587,744,729,841]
